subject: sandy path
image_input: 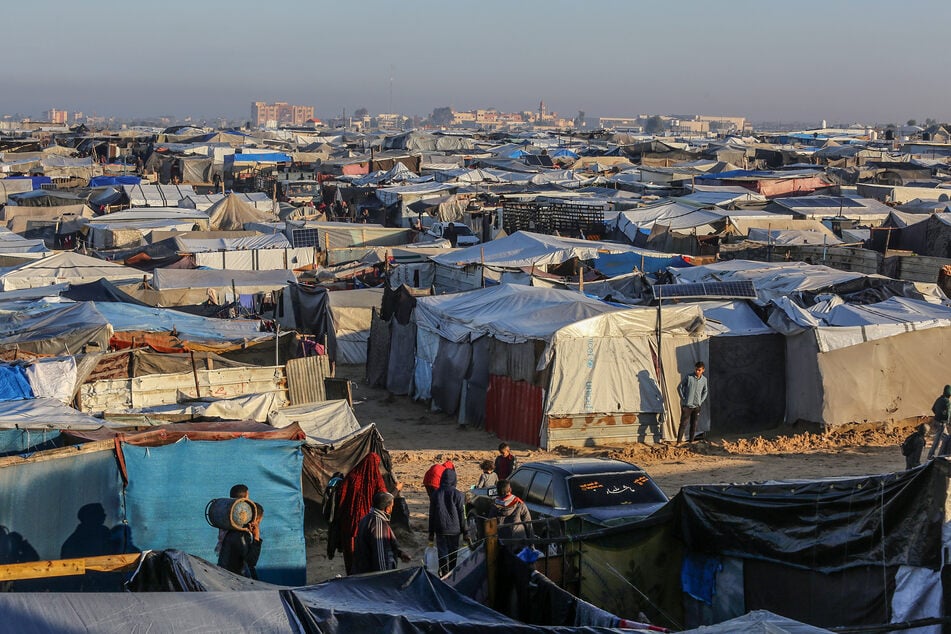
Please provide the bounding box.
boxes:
[305,366,911,582]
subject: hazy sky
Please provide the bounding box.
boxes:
[3,0,950,124]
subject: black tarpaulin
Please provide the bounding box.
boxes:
[0,591,298,633]
[673,461,947,572]
[61,278,151,305]
[127,550,286,592]
[286,566,623,634]
[289,283,338,362]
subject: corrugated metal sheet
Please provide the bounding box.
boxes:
[286,355,331,405]
[485,374,543,446]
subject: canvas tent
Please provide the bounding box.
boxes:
[0,252,147,290]
[411,284,707,447]
[206,193,280,230]
[327,288,384,364]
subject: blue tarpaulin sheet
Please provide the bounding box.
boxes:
[0,447,124,563]
[0,429,60,456]
[594,250,688,275]
[228,153,292,164]
[121,438,306,586]
[89,175,141,187]
[0,366,33,402]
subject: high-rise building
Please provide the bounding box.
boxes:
[43,108,68,124]
[251,102,315,128]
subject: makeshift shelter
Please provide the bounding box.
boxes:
[327,288,384,364]
[0,300,113,357]
[206,193,280,230]
[411,284,707,447]
[0,252,147,290]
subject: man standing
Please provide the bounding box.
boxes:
[352,492,411,574]
[928,385,951,459]
[428,468,467,576]
[677,361,708,444]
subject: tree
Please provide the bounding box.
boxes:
[644,115,665,134]
[431,107,453,126]
[354,108,369,119]
[907,119,917,127]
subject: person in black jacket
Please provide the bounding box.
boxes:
[428,468,468,575]
[218,503,263,579]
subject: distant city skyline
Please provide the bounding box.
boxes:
[3,0,950,125]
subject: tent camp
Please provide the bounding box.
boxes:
[410,284,707,447]
[206,193,280,230]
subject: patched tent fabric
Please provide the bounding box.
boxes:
[0,364,32,401]
[0,397,112,429]
[121,437,306,586]
[0,301,113,357]
[673,463,945,573]
[127,549,286,592]
[328,288,383,365]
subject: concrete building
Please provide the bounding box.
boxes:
[43,108,68,125]
[251,102,315,128]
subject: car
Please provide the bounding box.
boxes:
[427,221,480,246]
[468,458,669,534]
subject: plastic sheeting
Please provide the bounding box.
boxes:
[0,364,32,401]
[679,610,834,633]
[0,591,298,633]
[127,392,282,423]
[0,397,111,429]
[92,301,268,344]
[121,438,306,586]
[0,447,123,563]
[673,462,945,573]
[431,230,671,269]
[0,251,146,290]
[268,400,362,444]
[24,356,77,403]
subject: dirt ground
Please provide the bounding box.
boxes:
[305,366,915,583]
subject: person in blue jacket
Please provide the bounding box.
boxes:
[428,468,468,576]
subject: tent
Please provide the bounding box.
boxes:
[0,252,147,290]
[411,284,707,447]
[206,193,280,231]
[327,288,384,364]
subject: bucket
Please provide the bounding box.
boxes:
[205,497,256,531]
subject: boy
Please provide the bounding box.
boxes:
[494,443,517,480]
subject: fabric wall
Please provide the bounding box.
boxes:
[708,334,785,434]
[288,283,338,363]
[784,331,824,425]
[412,328,439,401]
[460,336,490,428]
[658,335,710,442]
[818,326,951,428]
[121,438,306,586]
[431,339,472,416]
[386,321,416,395]
[0,447,123,564]
[365,310,390,388]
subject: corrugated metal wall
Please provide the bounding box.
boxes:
[484,374,543,446]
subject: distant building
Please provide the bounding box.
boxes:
[43,108,68,124]
[251,101,315,128]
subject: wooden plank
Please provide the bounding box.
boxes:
[0,553,140,582]
[0,440,115,470]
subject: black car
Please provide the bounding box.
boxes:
[468,458,668,534]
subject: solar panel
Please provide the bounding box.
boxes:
[653,280,757,300]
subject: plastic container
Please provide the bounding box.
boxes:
[423,544,439,574]
[205,497,256,531]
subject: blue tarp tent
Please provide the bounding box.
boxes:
[122,438,306,586]
[89,175,141,187]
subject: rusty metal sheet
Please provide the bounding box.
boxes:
[484,374,542,446]
[285,355,332,405]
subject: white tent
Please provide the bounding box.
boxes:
[0,252,147,291]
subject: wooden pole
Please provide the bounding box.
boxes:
[484,517,499,609]
[480,247,486,288]
[0,553,140,582]
[189,350,201,398]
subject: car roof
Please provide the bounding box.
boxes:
[519,458,646,476]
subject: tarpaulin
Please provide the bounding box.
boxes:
[127,549,285,592]
[0,428,60,456]
[288,283,338,362]
[121,438,306,586]
[0,590,297,633]
[24,356,77,404]
[0,445,123,564]
[0,364,33,401]
[63,421,305,445]
[673,461,946,572]
[287,566,621,634]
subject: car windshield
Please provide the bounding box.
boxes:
[567,472,667,509]
[454,225,474,236]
